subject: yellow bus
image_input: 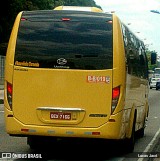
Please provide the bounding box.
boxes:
[4,9,150,152]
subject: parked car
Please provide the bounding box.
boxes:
[156,81,160,90]
[150,77,160,89]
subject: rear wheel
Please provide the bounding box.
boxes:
[124,116,136,153]
[27,136,57,150]
[137,128,144,138]
[27,136,42,150]
[137,115,147,138]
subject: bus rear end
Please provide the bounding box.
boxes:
[4,10,125,147]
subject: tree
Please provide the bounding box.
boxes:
[0,0,100,55]
[52,0,101,9]
[146,50,158,70]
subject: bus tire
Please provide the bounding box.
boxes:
[27,136,58,150]
[125,117,136,153]
[137,116,146,138]
[27,136,43,150]
[138,128,144,138]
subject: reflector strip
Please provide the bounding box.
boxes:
[84,132,92,135]
[84,132,100,135]
[92,132,100,135]
[21,129,36,132]
[21,129,29,132]
[66,131,74,135]
[47,130,55,134]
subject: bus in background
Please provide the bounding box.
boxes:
[4,8,154,153]
[54,5,103,12]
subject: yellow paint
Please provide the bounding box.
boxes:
[4,9,149,142]
[54,6,103,12]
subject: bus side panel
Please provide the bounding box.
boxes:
[112,14,149,139]
[119,21,149,136]
[112,14,126,114]
[4,12,22,110]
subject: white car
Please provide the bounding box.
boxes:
[150,77,160,89]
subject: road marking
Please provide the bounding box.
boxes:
[137,128,160,161]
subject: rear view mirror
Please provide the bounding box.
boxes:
[151,52,157,65]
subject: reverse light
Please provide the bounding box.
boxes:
[7,82,13,109]
[111,86,120,113]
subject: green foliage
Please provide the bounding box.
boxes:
[0,0,55,43]
[53,0,100,8]
[146,50,158,70]
[0,0,100,55]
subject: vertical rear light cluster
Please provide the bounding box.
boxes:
[111,86,120,114]
[7,82,13,109]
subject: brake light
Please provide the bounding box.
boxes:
[111,86,120,113]
[7,82,13,109]
[61,18,71,21]
[7,83,12,94]
[112,87,120,99]
[21,17,27,21]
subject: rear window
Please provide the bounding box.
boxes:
[152,78,160,81]
[15,10,113,70]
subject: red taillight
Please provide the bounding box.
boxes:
[21,129,29,132]
[112,86,120,113]
[7,82,13,109]
[7,83,12,95]
[21,17,27,21]
[61,18,71,21]
[112,87,120,99]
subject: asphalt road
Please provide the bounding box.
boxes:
[0,89,160,161]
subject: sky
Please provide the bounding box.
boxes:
[95,0,160,57]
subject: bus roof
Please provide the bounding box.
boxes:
[54,6,103,13]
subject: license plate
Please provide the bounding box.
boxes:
[50,112,71,120]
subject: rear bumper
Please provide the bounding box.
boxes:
[5,107,126,140]
[150,84,156,88]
